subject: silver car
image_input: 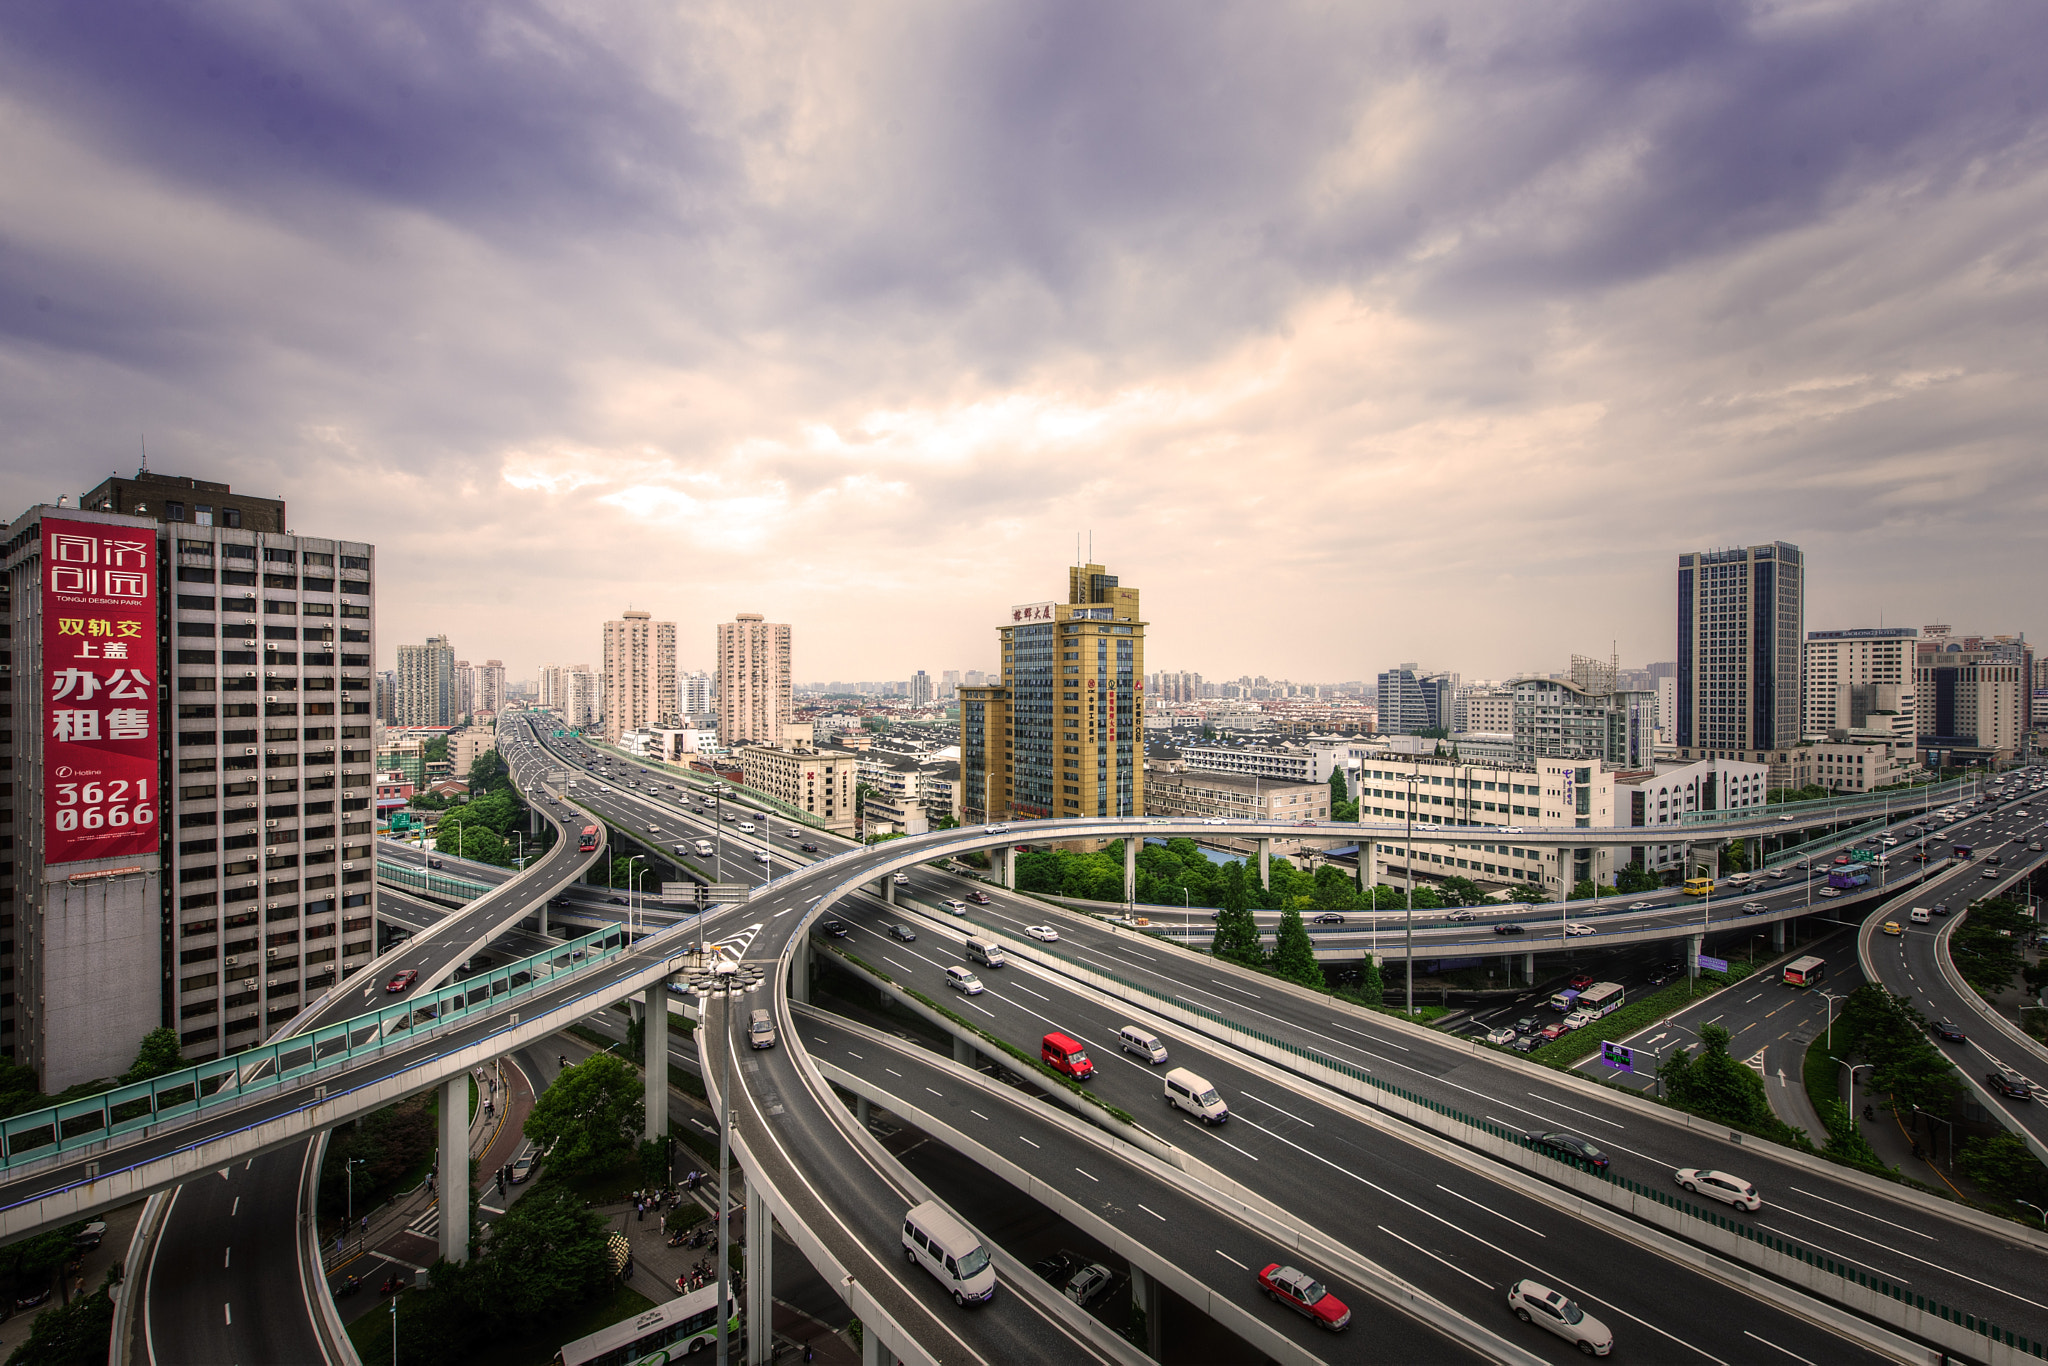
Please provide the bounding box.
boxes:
[1507,1278,1612,1356]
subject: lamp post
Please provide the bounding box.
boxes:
[345,1156,367,1240]
[1818,989,1845,1052]
[627,855,646,940]
[704,963,742,1366]
[2016,1199,2048,1231]
[1403,770,1419,1018]
[1831,1058,1874,1121]
[1182,887,1190,945]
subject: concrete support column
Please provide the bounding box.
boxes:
[1258,838,1272,891]
[438,1075,469,1264]
[862,1328,887,1366]
[629,997,645,1027]
[1772,920,1786,953]
[884,876,896,906]
[1130,1265,1162,1360]
[789,938,812,1007]
[1000,846,1016,890]
[644,983,669,1144]
[745,1184,772,1365]
[1124,838,1138,906]
[1522,952,1534,985]
[537,902,548,938]
[1688,933,1704,975]
[952,1034,976,1067]
[855,1095,871,1128]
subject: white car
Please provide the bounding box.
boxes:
[1627,901,1651,911]
[892,873,910,885]
[944,965,984,994]
[1484,1026,1518,1045]
[1024,925,1060,943]
[1674,1168,1761,1211]
[786,827,802,838]
[754,851,771,864]
[942,899,969,915]
[1564,1010,1596,1031]
[1203,818,1227,825]
[1507,1278,1612,1357]
[1564,922,1594,937]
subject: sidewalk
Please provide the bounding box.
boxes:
[0,1198,143,1361]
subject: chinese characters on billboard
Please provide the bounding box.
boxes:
[42,518,158,864]
[1009,602,1055,623]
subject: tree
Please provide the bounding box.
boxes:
[1268,908,1325,989]
[1356,954,1385,1004]
[1615,862,1660,894]
[1660,1024,1775,1129]
[423,734,450,764]
[1436,876,1483,907]
[0,1225,82,1306]
[1958,1130,2048,1208]
[1328,769,1350,815]
[1952,897,2030,993]
[1210,865,1263,965]
[465,749,511,797]
[121,1028,185,1085]
[459,1182,613,1328]
[1503,883,1549,905]
[524,1053,642,1178]
[4,1280,113,1366]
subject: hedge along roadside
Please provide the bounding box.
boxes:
[825,948,1177,1165]
[1521,959,1761,1068]
[991,936,2036,1366]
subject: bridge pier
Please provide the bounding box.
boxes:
[1772,919,1786,953]
[1130,1265,1162,1359]
[862,1328,889,1366]
[439,1074,470,1264]
[855,1095,871,1128]
[1000,846,1016,890]
[883,875,896,906]
[952,1035,976,1068]
[537,901,548,938]
[789,937,812,1006]
[1258,838,1272,891]
[746,1182,772,1365]
[1522,952,1534,985]
[645,982,669,1143]
[1124,837,1137,906]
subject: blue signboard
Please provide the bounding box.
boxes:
[1600,1041,1635,1074]
[1693,953,1729,973]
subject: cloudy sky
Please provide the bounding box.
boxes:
[2,1,2043,686]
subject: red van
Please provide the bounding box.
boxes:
[1041,1032,1094,1081]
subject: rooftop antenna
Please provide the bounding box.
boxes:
[139,434,148,475]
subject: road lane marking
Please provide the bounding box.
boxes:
[1744,1331,1815,1364]
[1184,1120,1261,1161]
[230,1197,239,1217]
[1525,1094,1626,1130]
[224,1304,232,1325]
[970,1110,990,1122]
[1215,1249,1249,1270]
[884,1068,902,1078]
[1376,1224,1489,1288]
[1008,983,1051,1001]
[1434,1184,1544,1237]
[845,1051,863,1059]
[1019,1136,1040,1149]
[223,1247,231,1267]
[1075,1167,1099,1182]
[1206,978,1263,999]
[1237,1088,1315,1126]
[925,1088,944,1098]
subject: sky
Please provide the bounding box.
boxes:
[2,1,2043,686]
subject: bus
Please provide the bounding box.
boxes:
[1574,982,1626,1018]
[1784,956,1826,988]
[579,825,600,853]
[1681,877,1715,896]
[554,1287,740,1366]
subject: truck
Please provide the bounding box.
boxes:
[1826,870,1869,891]
[1954,844,1973,860]
[694,840,714,858]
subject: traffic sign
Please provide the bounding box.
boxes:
[1693,953,1728,972]
[1600,1041,1635,1073]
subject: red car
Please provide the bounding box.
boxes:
[1257,1263,1351,1330]
[1568,973,1594,991]
[1540,1022,1570,1042]
[1833,854,1852,865]
[385,969,419,994]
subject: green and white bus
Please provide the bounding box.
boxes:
[554,1289,740,1366]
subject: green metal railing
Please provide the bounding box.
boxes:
[377,859,494,901]
[0,918,639,1179]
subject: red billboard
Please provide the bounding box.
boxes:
[42,517,159,864]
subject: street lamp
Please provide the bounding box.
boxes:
[1182,887,1191,945]
[1830,1058,1874,1121]
[2016,1199,2048,1231]
[345,1156,367,1241]
[1401,769,1420,1018]
[702,962,744,1366]
[627,855,647,940]
[1817,989,1845,1052]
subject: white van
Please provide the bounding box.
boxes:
[964,938,1006,968]
[737,822,757,834]
[944,966,984,995]
[1910,906,1932,924]
[694,840,714,857]
[1163,1067,1228,1124]
[901,1200,996,1305]
[1119,1025,1168,1065]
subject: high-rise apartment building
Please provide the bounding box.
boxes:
[1674,541,1804,765]
[374,669,396,726]
[1916,626,2032,767]
[476,659,506,717]
[1509,676,1657,769]
[396,635,457,727]
[601,610,677,740]
[960,561,1145,823]
[717,613,791,747]
[678,669,713,717]
[1376,665,1457,735]
[1802,627,1917,740]
[1,474,376,1085]
[910,671,933,707]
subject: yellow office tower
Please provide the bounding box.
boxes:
[961,563,1145,823]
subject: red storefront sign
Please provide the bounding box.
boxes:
[42,517,159,864]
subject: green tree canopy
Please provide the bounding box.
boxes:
[465,748,511,797]
[459,1182,613,1328]
[1210,864,1264,965]
[120,1028,185,1085]
[1658,1024,1776,1130]
[1958,1130,2048,1208]
[1268,907,1325,989]
[524,1053,643,1178]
